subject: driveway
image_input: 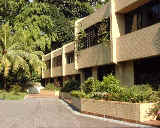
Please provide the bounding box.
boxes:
[0,98,152,128]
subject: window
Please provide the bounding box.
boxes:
[66,51,74,64]
[125,0,160,34]
[83,68,92,80]
[53,55,62,67]
[78,18,110,50]
[45,60,51,70]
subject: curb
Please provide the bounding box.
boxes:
[59,99,158,128]
[24,95,29,100]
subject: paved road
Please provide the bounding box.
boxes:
[0,98,149,128]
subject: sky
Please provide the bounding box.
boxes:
[29,0,33,2]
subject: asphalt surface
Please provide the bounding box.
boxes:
[0,98,152,128]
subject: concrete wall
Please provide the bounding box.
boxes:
[75,3,110,34]
[63,42,80,76]
[115,0,150,13]
[75,2,111,70]
[117,23,160,62]
[51,48,63,77]
[81,99,155,122]
[111,0,125,64]
[42,53,51,78]
[63,63,79,76]
[60,93,155,122]
[77,43,112,70]
[115,61,134,86]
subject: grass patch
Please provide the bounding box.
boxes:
[0,90,27,100]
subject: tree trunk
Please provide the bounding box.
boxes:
[3,77,6,90]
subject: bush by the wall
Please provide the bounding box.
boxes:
[61,79,80,92]
[9,84,22,93]
[81,77,101,94]
[80,74,160,103]
[71,90,86,98]
[45,83,60,91]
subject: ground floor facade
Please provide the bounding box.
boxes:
[43,56,160,90]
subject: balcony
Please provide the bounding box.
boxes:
[51,48,63,77]
[117,23,160,62]
[76,42,112,70]
[114,0,150,13]
[42,69,51,79]
[63,42,79,76]
[63,63,79,76]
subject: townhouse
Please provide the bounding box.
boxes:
[42,0,160,89]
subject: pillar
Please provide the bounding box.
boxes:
[80,71,85,84]
[115,61,134,86]
[92,67,98,79]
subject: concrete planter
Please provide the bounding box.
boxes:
[54,90,60,97]
[60,92,156,122]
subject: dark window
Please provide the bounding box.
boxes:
[83,68,92,80]
[53,55,62,67]
[134,56,160,90]
[125,0,160,34]
[66,51,74,64]
[75,74,81,83]
[45,60,51,70]
[98,65,115,81]
[78,18,110,50]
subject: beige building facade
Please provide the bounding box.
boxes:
[42,0,160,88]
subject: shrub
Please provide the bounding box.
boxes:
[80,74,160,103]
[45,83,60,91]
[61,79,80,92]
[150,102,160,120]
[81,77,102,94]
[71,90,86,98]
[101,74,122,93]
[9,84,22,93]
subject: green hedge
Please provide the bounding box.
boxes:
[61,79,80,92]
[45,83,60,91]
[72,74,160,103]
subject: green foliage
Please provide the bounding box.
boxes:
[14,2,74,53]
[45,83,60,91]
[150,102,160,120]
[81,77,101,94]
[117,85,158,103]
[101,75,121,93]
[0,0,28,25]
[80,75,160,103]
[0,89,26,100]
[37,0,94,19]
[29,71,41,82]
[0,23,45,89]
[61,79,80,92]
[9,84,22,93]
[70,90,86,98]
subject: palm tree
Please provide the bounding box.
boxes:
[0,23,45,89]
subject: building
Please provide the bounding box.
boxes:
[42,0,160,89]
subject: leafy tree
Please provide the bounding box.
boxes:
[0,0,29,25]
[35,0,94,19]
[13,2,74,53]
[0,23,45,89]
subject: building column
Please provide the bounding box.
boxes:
[115,61,134,86]
[80,71,85,84]
[92,67,98,79]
